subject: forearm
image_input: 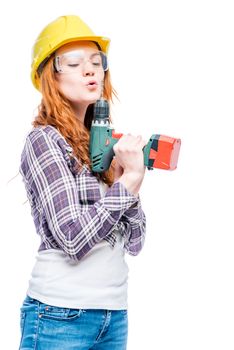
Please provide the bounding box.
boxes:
[116,172,144,197]
[41,181,140,261]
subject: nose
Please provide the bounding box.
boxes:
[82,61,95,76]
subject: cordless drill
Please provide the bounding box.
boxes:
[89,99,181,173]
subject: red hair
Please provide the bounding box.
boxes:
[33,55,118,186]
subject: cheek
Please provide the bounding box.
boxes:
[58,78,82,99]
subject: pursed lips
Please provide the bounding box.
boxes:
[86,80,98,86]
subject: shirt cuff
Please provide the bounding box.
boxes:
[122,195,144,224]
[100,181,139,212]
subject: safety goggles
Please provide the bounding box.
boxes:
[54,49,108,74]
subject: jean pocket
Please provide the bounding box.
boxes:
[39,304,84,321]
[20,296,39,315]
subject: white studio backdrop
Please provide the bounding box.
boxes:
[1,0,234,349]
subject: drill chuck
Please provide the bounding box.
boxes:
[93,99,109,122]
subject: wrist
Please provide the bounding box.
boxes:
[122,170,144,181]
[116,172,144,197]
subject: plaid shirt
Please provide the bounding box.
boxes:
[19,125,146,261]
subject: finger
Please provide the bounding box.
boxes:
[141,140,147,148]
[136,139,147,150]
[135,135,145,146]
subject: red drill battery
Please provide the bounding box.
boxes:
[147,134,181,170]
[112,132,181,170]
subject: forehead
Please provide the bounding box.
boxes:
[55,41,100,56]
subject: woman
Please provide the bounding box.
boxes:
[19,14,147,350]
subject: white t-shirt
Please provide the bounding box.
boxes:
[26,180,129,310]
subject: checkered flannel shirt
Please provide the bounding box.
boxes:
[19,125,146,261]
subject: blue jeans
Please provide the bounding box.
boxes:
[19,295,128,349]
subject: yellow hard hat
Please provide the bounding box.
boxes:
[31,15,111,90]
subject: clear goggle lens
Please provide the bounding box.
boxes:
[54,50,108,73]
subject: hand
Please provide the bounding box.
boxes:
[113,134,147,176]
[113,158,124,182]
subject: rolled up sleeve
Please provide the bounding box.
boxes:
[120,193,146,256]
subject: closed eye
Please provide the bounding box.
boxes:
[68,64,80,67]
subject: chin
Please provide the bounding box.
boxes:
[85,94,102,104]
[69,93,102,106]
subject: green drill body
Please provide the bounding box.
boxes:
[89,99,180,173]
[89,100,155,172]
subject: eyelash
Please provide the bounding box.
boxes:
[67,63,102,67]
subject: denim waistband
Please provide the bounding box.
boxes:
[24,294,39,305]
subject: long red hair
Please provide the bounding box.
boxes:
[32,55,117,186]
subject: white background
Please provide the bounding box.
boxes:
[1,1,234,349]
